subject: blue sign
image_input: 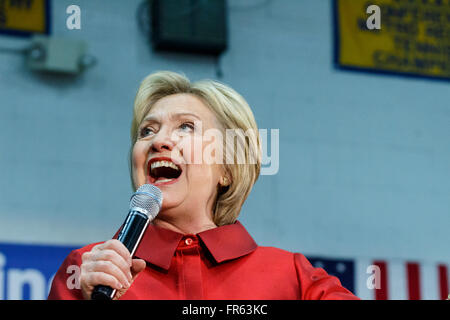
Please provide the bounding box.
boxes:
[0,242,79,300]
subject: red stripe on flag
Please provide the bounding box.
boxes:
[373,260,388,300]
[438,264,449,300]
[406,262,421,300]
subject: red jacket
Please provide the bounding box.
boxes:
[48,221,359,300]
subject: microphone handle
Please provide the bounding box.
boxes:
[91,210,150,300]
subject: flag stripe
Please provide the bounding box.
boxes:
[406,262,421,300]
[388,260,407,300]
[355,259,375,300]
[438,264,448,300]
[420,263,439,300]
[373,260,388,300]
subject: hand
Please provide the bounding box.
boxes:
[79,239,146,300]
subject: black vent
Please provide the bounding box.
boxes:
[151,0,227,55]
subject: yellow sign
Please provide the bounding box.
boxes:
[0,0,49,36]
[335,0,450,80]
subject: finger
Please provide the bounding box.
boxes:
[81,251,93,264]
[82,271,123,292]
[131,258,146,279]
[91,249,133,282]
[96,240,132,266]
[83,260,131,288]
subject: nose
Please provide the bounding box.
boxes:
[150,128,175,153]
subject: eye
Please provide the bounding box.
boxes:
[139,127,155,138]
[179,122,195,132]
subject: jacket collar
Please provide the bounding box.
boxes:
[129,221,258,270]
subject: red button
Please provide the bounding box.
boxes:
[185,238,193,245]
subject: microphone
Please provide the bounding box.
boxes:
[91,184,163,300]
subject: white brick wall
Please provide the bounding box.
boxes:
[0,0,448,262]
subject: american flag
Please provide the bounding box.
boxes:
[308,256,450,300]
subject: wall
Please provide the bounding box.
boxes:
[0,0,449,266]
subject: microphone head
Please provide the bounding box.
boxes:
[129,184,163,219]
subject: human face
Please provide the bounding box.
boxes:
[132,93,224,221]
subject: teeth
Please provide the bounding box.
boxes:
[155,178,173,183]
[150,160,180,171]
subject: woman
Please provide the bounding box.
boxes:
[48,71,358,300]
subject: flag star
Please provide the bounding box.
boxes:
[336,262,346,273]
[314,261,325,269]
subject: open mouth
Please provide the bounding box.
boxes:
[147,157,182,185]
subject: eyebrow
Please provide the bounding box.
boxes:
[142,112,201,123]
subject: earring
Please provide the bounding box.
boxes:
[221,177,229,186]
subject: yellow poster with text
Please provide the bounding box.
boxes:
[0,0,48,35]
[336,0,450,79]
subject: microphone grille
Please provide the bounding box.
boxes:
[129,184,163,219]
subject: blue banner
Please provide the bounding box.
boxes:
[0,242,79,300]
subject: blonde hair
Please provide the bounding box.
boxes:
[130,71,261,226]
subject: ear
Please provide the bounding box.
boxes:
[219,175,231,187]
[216,164,230,187]
[217,175,230,196]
